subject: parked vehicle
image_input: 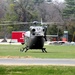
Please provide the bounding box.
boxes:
[11,31,25,45]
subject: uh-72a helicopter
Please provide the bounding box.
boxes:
[0,19,63,53]
[20,21,48,53]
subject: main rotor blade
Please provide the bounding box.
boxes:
[0,21,64,26]
[0,22,33,25]
[41,22,64,26]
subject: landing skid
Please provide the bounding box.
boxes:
[20,47,47,53]
[42,48,47,53]
[20,46,28,52]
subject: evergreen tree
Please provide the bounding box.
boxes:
[63,0,75,19]
[47,25,58,35]
[62,0,75,41]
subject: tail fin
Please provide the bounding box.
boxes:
[41,18,43,25]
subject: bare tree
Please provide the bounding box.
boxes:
[38,2,65,23]
[0,0,5,19]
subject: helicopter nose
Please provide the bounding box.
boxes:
[36,32,44,36]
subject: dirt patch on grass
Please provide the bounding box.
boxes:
[0,56,34,58]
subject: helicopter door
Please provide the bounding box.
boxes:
[25,31,30,46]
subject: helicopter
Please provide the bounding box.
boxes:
[20,21,47,53]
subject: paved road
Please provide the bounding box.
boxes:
[0,58,75,66]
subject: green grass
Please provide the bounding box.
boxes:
[0,45,75,75]
[0,66,75,75]
[0,45,75,58]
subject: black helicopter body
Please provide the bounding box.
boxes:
[20,25,47,53]
[28,36,44,49]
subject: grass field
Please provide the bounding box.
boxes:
[0,45,75,75]
[0,45,75,58]
[0,66,75,75]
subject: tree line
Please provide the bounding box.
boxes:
[0,0,75,41]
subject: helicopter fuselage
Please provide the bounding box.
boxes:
[20,25,47,52]
[29,36,44,49]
